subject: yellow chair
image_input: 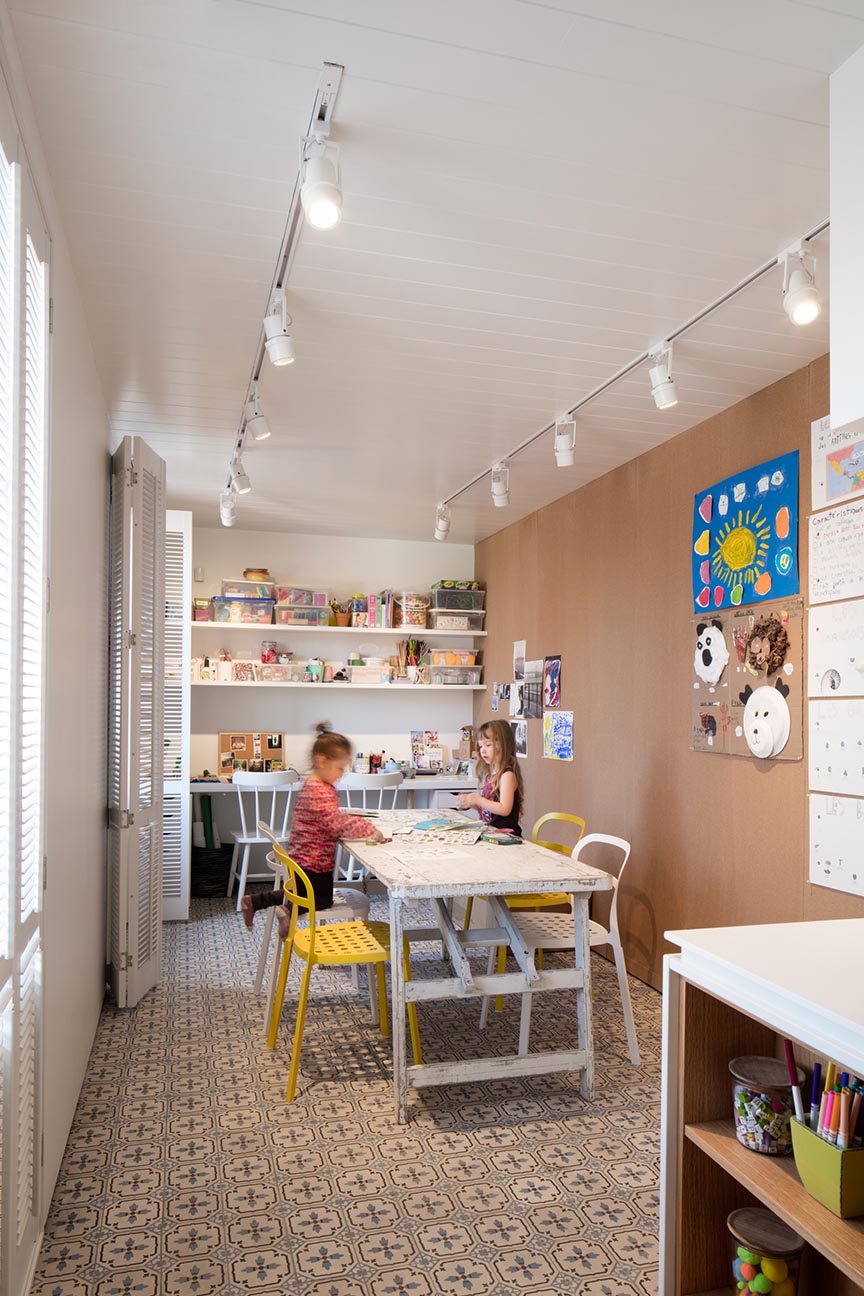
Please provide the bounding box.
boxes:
[266,845,421,1101]
[465,812,586,1009]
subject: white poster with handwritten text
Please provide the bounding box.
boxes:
[808,700,864,796]
[811,414,864,512]
[809,501,864,603]
[807,601,864,697]
[809,793,864,897]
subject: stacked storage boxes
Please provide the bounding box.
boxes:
[274,587,330,626]
[211,577,276,623]
[428,584,486,633]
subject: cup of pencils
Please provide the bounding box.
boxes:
[789,1050,864,1217]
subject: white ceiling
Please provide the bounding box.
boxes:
[10,0,859,542]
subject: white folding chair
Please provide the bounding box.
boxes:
[336,771,403,881]
[479,833,640,1066]
[227,770,300,909]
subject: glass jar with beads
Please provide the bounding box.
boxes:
[727,1207,804,1296]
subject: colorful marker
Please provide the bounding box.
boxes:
[838,1091,851,1150]
[809,1062,822,1129]
[824,1090,836,1143]
[817,1090,829,1137]
[830,1087,843,1144]
[783,1040,805,1124]
[825,1062,836,1094]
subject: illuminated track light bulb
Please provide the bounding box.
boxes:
[491,462,510,508]
[231,459,252,495]
[301,146,342,230]
[782,251,821,325]
[434,505,450,541]
[263,287,295,366]
[554,419,576,467]
[244,384,270,441]
[649,345,678,410]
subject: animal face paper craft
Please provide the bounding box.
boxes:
[739,679,791,759]
[746,613,789,676]
[694,620,730,686]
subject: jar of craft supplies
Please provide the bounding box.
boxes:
[392,592,430,628]
[729,1057,804,1156]
[260,640,277,664]
[727,1207,803,1296]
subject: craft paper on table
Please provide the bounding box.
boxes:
[691,450,799,612]
[809,500,864,603]
[544,656,561,708]
[543,710,573,761]
[513,640,526,681]
[811,414,864,511]
[808,700,864,796]
[511,719,528,759]
[807,601,864,697]
[690,599,803,760]
[809,793,864,898]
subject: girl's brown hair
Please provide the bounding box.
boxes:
[476,720,524,807]
[311,722,352,761]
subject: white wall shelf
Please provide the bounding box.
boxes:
[190,622,486,638]
[191,681,485,691]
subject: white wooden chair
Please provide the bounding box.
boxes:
[479,833,640,1066]
[336,771,403,881]
[227,770,300,909]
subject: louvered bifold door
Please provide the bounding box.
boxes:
[108,437,166,1008]
[163,511,191,920]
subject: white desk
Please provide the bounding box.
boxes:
[190,773,476,813]
[348,810,613,1123]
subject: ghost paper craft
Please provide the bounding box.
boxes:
[694,620,730,686]
[739,679,791,759]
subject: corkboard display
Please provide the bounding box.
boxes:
[690,599,804,760]
[474,355,864,993]
[218,732,284,774]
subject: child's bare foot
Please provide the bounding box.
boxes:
[240,895,254,931]
[275,905,291,941]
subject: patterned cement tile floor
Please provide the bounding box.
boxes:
[34,896,662,1296]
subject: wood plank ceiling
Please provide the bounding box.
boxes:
[9,0,861,541]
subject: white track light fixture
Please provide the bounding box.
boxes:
[263,287,295,367]
[219,491,237,527]
[231,458,252,495]
[434,505,451,541]
[491,462,510,508]
[781,245,821,326]
[554,418,577,467]
[244,382,270,441]
[300,137,343,230]
[648,345,678,410]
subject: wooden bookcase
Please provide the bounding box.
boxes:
[660,920,864,1296]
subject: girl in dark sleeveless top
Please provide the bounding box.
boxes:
[455,719,523,835]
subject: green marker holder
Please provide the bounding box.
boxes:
[791,1117,864,1218]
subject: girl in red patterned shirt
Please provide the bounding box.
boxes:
[241,724,384,931]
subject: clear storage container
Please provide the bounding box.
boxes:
[349,665,392,684]
[192,598,212,621]
[274,605,330,626]
[392,592,430,628]
[430,666,482,685]
[431,588,486,611]
[429,649,478,667]
[727,1207,803,1296]
[729,1056,803,1156]
[275,586,329,607]
[221,577,276,598]
[211,596,275,624]
[428,608,486,632]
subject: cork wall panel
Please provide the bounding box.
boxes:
[475,355,864,990]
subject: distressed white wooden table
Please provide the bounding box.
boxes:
[347,811,613,1123]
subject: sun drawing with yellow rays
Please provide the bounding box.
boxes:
[711,506,771,587]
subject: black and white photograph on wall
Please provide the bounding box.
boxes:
[513,639,525,680]
[511,719,528,759]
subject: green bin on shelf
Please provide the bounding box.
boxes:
[790,1118,864,1218]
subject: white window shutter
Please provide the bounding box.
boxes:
[163,511,191,920]
[107,437,166,1007]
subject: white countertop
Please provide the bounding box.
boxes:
[189,773,477,794]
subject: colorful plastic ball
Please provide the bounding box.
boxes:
[737,1284,746,1291]
[751,1274,773,1293]
[740,1264,756,1281]
[772,1280,795,1296]
[733,1259,746,1281]
[738,1248,760,1264]
[761,1259,788,1284]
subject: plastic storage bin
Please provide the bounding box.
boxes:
[392,592,430,628]
[192,598,212,621]
[431,588,486,611]
[275,586,329,607]
[729,1056,803,1156]
[349,665,391,684]
[211,596,275,624]
[430,666,483,685]
[429,649,478,667]
[274,605,330,626]
[727,1207,803,1295]
[428,608,486,632]
[221,577,276,598]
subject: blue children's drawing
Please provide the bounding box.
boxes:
[543,710,573,761]
[691,450,799,613]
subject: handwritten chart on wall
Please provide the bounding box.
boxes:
[808,600,864,700]
[692,451,799,613]
[809,794,864,898]
[812,414,864,512]
[808,700,864,796]
[809,501,864,604]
